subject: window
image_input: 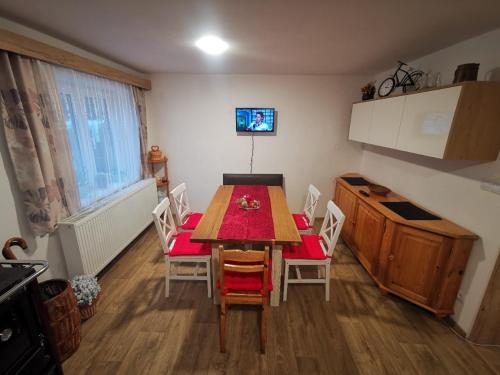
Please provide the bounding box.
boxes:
[55,67,141,208]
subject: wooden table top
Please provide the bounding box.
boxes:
[190,185,302,245]
[336,173,478,239]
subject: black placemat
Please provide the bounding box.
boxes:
[380,201,441,221]
[341,177,370,186]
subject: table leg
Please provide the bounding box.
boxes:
[212,244,220,304]
[271,245,282,306]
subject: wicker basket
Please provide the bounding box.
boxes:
[39,279,81,362]
[79,294,100,321]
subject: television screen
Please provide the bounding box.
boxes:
[236,108,275,133]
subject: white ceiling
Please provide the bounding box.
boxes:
[1,0,500,75]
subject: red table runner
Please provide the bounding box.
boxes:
[217,185,275,241]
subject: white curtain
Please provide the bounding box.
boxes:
[53,67,141,208]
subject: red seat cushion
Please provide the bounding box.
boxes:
[283,235,328,260]
[180,212,203,230]
[292,213,312,230]
[217,262,273,295]
[168,232,211,257]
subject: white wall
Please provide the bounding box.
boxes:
[0,17,147,281]
[360,28,500,335]
[147,74,367,214]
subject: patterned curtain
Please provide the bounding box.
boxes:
[132,86,150,178]
[0,52,79,235]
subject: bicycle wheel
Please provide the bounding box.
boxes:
[378,77,395,97]
[402,71,424,93]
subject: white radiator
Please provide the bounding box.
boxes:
[58,178,157,277]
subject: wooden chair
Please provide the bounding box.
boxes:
[283,200,345,301]
[217,246,271,354]
[222,173,283,187]
[152,197,212,298]
[292,184,321,234]
[170,183,203,231]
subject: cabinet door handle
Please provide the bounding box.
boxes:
[388,254,394,261]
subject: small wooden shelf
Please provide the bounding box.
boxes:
[156,181,169,188]
[148,156,169,192]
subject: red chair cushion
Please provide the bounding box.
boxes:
[168,232,211,257]
[180,212,203,230]
[216,262,273,295]
[283,235,328,260]
[292,213,312,230]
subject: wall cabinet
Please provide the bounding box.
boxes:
[348,101,373,143]
[369,96,406,148]
[334,174,477,316]
[348,82,500,160]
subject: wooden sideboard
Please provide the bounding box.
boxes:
[334,173,478,317]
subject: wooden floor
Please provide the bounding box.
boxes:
[63,225,499,375]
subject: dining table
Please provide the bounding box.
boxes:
[190,185,302,306]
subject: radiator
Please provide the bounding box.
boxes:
[58,178,157,277]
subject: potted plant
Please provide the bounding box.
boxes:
[71,275,101,320]
[361,82,376,100]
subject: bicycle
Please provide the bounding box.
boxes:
[378,61,424,97]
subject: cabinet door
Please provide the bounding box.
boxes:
[334,185,357,243]
[396,86,462,158]
[369,96,406,148]
[349,101,373,143]
[353,200,385,274]
[387,226,450,305]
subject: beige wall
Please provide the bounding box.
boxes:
[147,74,368,213]
[0,17,147,280]
[360,28,500,335]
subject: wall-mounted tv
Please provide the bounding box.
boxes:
[236,108,275,133]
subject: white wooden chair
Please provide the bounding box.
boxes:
[170,182,203,231]
[292,184,321,234]
[152,197,212,298]
[283,200,345,301]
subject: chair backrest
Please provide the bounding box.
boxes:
[318,200,345,257]
[170,183,192,226]
[218,246,270,294]
[303,184,321,226]
[222,173,283,187]
[152,197,177,254]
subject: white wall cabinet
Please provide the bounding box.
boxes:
[348,82,500,161]
[369,96,406,149]
[396,86,461,158]
[348,101,373,143]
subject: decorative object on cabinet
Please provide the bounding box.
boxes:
[349,81,500,160]
[71,275,101,321]
[453,63,480,83]
[2,237,76,367]
[378,61,424,97]
[334,174,478,317]
[368,183,391,196]
[361,81,376,100]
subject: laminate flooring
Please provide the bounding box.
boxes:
[63,225,499,375]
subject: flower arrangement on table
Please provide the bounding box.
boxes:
[237,194,261,210]
[71,275,101,320]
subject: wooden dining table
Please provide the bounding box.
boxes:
[190,185,302,306]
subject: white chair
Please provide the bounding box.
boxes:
[152,197,212,298]
[283,200,345,301]
[170,183,203,231]
[292,184,321,234]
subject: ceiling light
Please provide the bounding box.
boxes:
[195,35,229,55]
